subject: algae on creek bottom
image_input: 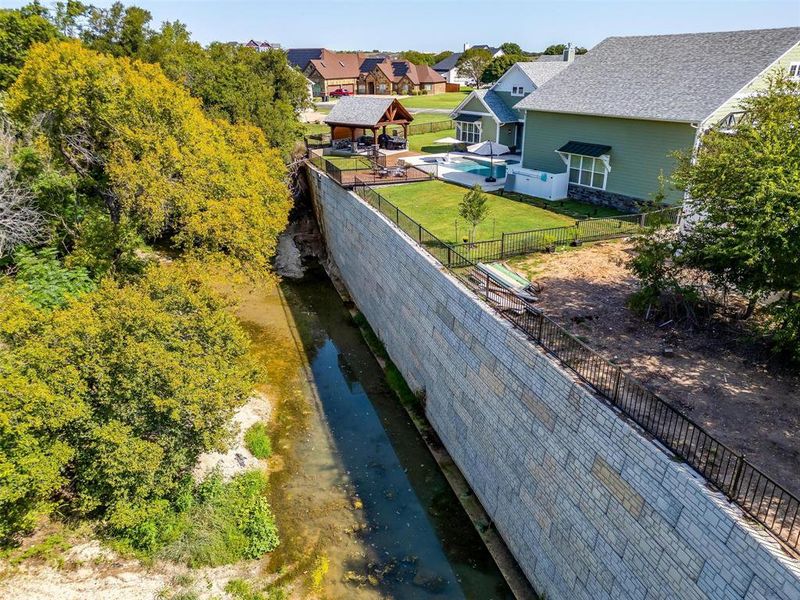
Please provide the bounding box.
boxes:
[229,270,514,599]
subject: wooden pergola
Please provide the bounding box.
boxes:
[324,97,414,151]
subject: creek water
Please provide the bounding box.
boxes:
[232,266,514,599]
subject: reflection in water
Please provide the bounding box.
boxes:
[231,268,514,599]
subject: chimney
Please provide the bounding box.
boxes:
[463,43,472,52]
[563,42,576,63]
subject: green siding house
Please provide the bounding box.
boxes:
[512,27,800,210]
[450,58,575,151]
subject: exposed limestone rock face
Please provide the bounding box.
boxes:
[193,392,272,482]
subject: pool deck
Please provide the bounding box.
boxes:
[399,152,520,192]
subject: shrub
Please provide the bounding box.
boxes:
[13,247,94,309]
[0,263,258,546]
[159,470,279,566]
[244,423,272,459]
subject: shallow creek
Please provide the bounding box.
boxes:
[231,266,514,599]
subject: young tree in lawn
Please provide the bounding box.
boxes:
[456,47,493,86]
[458,185,489,243]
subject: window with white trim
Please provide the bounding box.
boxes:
[566,154,608,190]
[790,63,800,80]
[455,120,481,144]
[511,86,525,96]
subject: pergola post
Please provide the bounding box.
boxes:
[350,127,356,153]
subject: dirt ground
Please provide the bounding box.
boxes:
[509,240,800,497]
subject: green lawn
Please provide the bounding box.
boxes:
[400,91,471,110]
[407,128,458,153]
[377,180,575,243]
[320,155,372,169]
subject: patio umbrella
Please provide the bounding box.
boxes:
[434,136,464,162]
[467,141,510,183]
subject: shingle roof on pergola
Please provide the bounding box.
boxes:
[324,97,413,128]
[324,97,414,143]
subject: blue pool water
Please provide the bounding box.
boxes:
[447,158,515,179]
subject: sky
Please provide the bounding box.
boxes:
[2,0,798,51]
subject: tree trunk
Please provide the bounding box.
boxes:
[741,296,758,320]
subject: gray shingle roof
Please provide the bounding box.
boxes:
[516,27,800,122]
[324,97,397,126]
[515,61,573,88]
[475,89,520,123]
[432,52,461,71]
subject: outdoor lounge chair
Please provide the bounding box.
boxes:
[476,262,538,303]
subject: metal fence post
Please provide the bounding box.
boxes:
[418,223,422,243]
[395,206,399,224]
[612,366,623,403]
[728,455,745,500]
[500,232,505,259]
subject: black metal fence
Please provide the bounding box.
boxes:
[449,207,683,264]
[351,182,800,554]
[407,119,454,136]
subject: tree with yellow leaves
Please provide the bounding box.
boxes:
[7,40,292,274]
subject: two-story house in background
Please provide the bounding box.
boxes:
[432,44,504,85]
[449,46,578,152]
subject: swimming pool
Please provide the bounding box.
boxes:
[446,157,517,179]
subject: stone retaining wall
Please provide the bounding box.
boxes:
[306,166,800,600]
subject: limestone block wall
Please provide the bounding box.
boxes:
[306,167,800,600]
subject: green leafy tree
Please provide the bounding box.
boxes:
[633,72,800,359]
[52,0,88,37]
[81,1,153,57]
[673,72,800,314]
[432,50,452,65]
[140,28,309,150]
[8,40,292,274]
[0,5,59,90]
[458,185,489,243]
[0,263,258,542]
[499,42,523,56]
[542,43,588,56]
[456,47,493,86]
[480,54,522,85]
[399,50,436,65]
[13,247,95,308]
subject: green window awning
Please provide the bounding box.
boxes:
[454,114,482,123]
[558,141,611,157]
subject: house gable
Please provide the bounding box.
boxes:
[704,39,800,127]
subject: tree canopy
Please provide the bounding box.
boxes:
[499,42,523,55]
[0,5,59,90]
[456,47,493,85]
[0,263,257,543]
[542,43,588,56]
[633,72,800,360]
[7,40,292,274]
[480,54,523,84]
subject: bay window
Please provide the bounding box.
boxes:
[455,120,481,144]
